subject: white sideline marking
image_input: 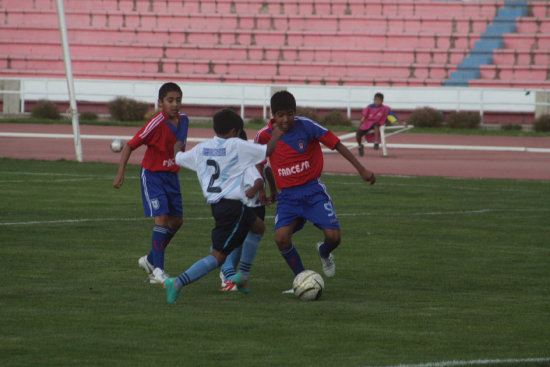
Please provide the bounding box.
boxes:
[365,357,550,367]
[3,208,548,227]
[2,132,549,153]
[0,132,206,143]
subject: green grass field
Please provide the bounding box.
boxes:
[1,158,549,367]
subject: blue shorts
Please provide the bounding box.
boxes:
[211,199,259,255]
[140,167,183,218]
[275,178,340,232]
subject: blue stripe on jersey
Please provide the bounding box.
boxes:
[223,205,245,249]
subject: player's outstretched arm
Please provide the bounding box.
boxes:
[334,142,376,185]
[113,143,133,189]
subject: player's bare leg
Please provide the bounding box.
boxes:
[355,130,365,156]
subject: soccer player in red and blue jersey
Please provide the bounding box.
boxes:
[256,91,376,279]
[113,82,189,284]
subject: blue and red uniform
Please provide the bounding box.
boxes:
[256,116,341,231]
[128,111,189,218]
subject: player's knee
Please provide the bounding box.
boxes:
[250,218,265,235]
[325,233,341,246]
[274,235,291,249]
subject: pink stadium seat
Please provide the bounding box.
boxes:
[530,2,550,18]
[0,0,544,89]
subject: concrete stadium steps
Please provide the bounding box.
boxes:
[0,66,444,87]
[531,1,550,17]
[2,0,504,17]
[468,79,550,89]
[1,0,546,89]
[0,9,493,34]
[0,53,455,81]
[0,24,481,49]
[0,38,470,65]
[502,33,550,49]
[492,49,550,66]
[480,65,549,81]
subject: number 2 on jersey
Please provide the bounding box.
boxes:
[206,159,222,193]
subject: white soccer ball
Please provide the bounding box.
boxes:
[110,139,124,152]
[293,270,324,301]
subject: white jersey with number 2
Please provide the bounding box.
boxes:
[175,136,267,204]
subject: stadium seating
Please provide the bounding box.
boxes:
[0,0,548,89]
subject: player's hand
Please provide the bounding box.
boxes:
[271,122,285,138]
[173,141,184,156]
[113,174,124,189]
[245,187,257,198]
[360,168,376,185]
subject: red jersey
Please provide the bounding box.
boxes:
[359,104,390,130]
[255,117,340,189]
[128,111,189,173]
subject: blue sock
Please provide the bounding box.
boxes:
[220,247,240,281]
[150,225,170,269]
[319,238,338,258]
[176,255,219,288]
[147,228,176,266]
[238,232,262,278]
[280,243,305,275]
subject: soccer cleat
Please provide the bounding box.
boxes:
[138,256,154,276]
[316,242,335,277]
[220,280,238,292]
[373,142,379,151]
[163,278,181,304]
[282,288,294,294]
[150,267,169,284]
[219,270,225,286]
[231,272,250,294]
[358,144,364,157]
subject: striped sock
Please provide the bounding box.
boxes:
[176,255,219,288]
[238,232,262,278]
[151,225,170,269]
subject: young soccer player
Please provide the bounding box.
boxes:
[113,82,189,284]
[255,91,376,279]
[356,92,399,155]
[219,129,268,292]
[163,109,283,304]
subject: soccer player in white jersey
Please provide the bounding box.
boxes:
[219,129,271,292]
[163,109,283,304]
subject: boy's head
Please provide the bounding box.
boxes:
[158,82,182,101]
[213,109,244,137]
[158,82,183,120]
[373,92,384,107]
[270,90,296,115]
[270,90,296,133]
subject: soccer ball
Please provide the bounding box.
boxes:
[110,139,124,152]
[293,270,324,301]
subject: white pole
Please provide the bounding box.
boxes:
[56,0,82,162]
